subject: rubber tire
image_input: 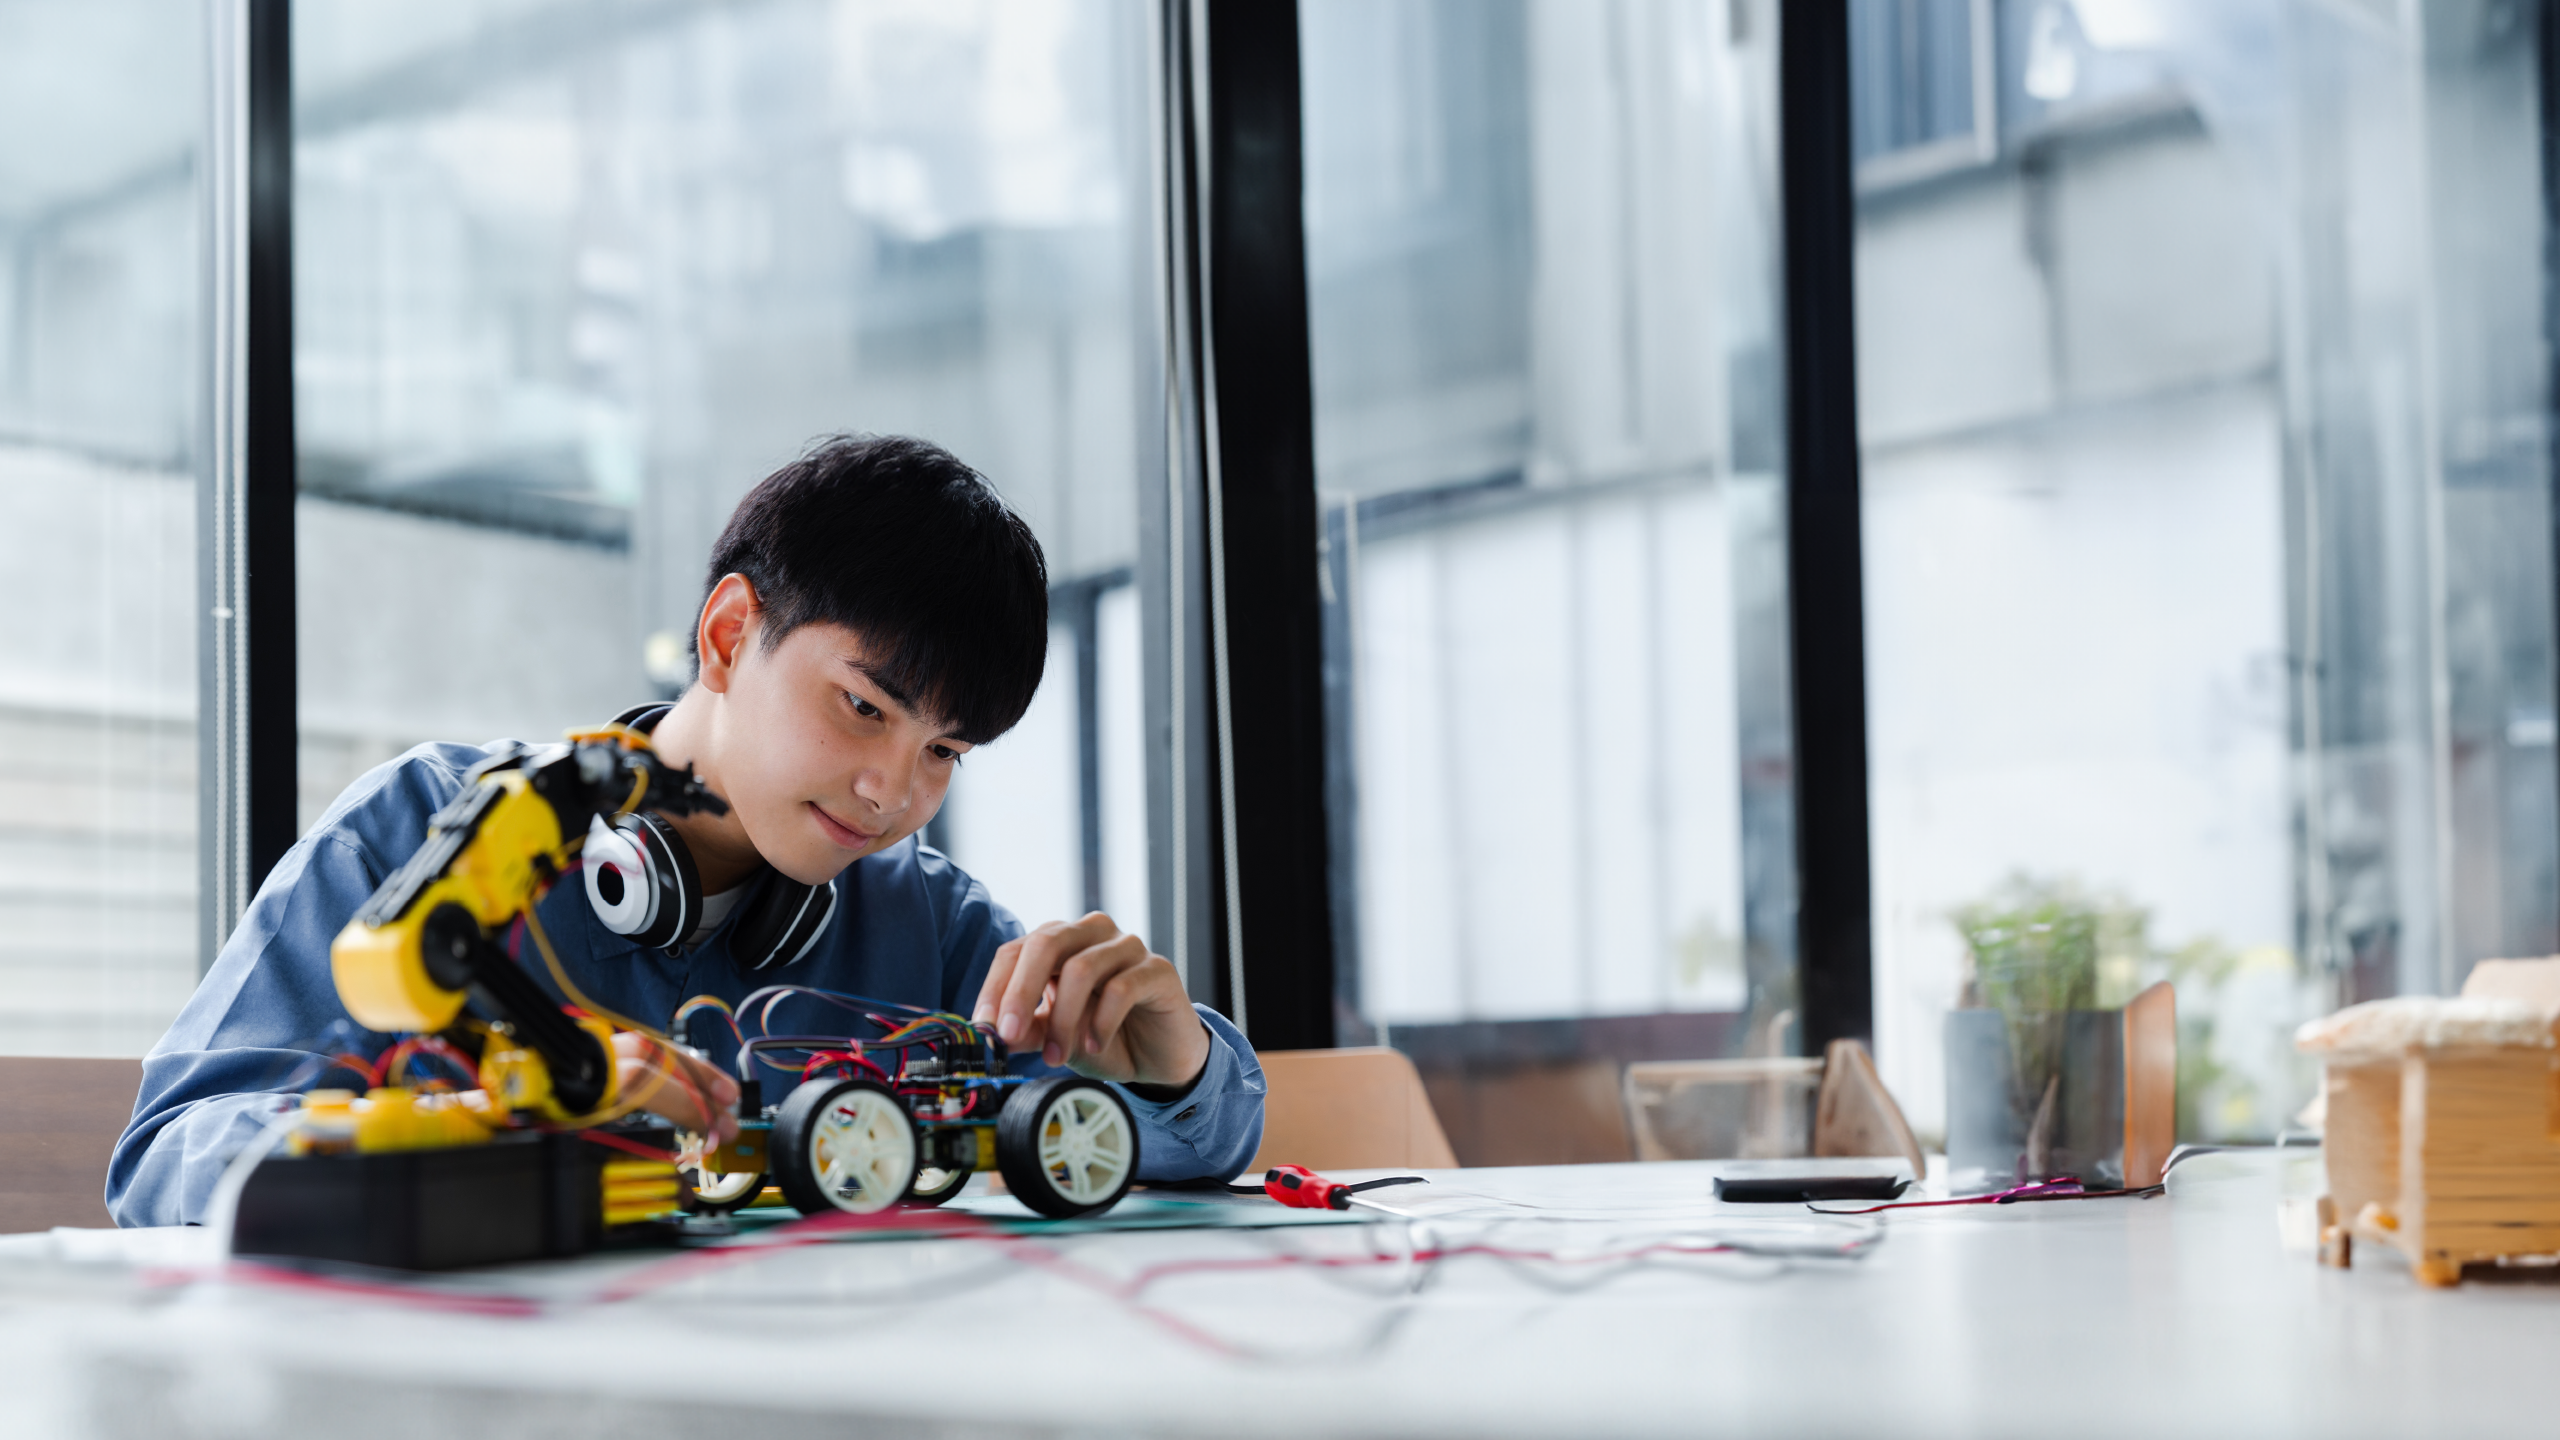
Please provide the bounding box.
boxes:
[682,1165,768,1215]
[676,1127,767,1215]
[772,1077,919,1216]
[905,1164,971,1207]
[995,1074,1140,1219]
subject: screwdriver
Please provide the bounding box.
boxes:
[1262,1164,1426,1211]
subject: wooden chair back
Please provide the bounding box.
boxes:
[0,1057,140,1231]
[1814,1038,1928,1175]
[1421,1059,1634,1166]
[1623,1057,1823,1161]
[1243,1047,1460,1174]
[1623,1039,1927,1174]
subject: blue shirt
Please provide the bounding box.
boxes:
[110,741,1266,1227]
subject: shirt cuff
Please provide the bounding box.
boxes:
[1115,1004,1249,1133]
[1122,1018,1214,1105]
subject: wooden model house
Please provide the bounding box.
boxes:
[2296,958,2560,1286]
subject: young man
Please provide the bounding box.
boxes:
[110,435,1263,1227]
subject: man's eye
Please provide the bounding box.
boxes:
[846,693,881,718]
[929,744,962,763]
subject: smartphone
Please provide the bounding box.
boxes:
[1713,1175,1910,1203]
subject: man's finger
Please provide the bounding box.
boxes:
[998,917,1107,1044]
[993,916,1127,1051]
[1007,993,1053,1058]
[1044,938,1144,1067]
[1083,960,1159,1059]
[680,1049,741,1138]
[972,938,1024,1026]
[996,925,1070,1049]
[635,1041,736,1142]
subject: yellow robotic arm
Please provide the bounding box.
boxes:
[328,727,726,1122]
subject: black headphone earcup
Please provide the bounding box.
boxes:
[730,873,838,972]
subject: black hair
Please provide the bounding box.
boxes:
[702,433,1048,745]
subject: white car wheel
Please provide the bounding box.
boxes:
[773,1079,918,1216]
[996,1075,1138,1218]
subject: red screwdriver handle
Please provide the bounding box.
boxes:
[1264,1164,1351,1210]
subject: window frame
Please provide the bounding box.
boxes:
[206,0,1883,1060]
[199,0,299,969]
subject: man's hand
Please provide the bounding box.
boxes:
[972,913,1210,1090]
[611,1030,741,1143]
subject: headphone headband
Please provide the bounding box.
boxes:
[578,706,837,971]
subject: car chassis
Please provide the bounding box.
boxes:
[679,994,1140,1221]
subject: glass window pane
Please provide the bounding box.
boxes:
[292,0,1159,936]
[1855,0,2553,1154]
[0,4,206,1055]
[1303,0,1793,1160]
[1850,0,1979,165]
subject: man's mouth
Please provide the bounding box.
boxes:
[807,802,882,850]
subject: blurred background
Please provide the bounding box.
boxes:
[0,0,2550,1165]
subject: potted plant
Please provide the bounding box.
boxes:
[1944,876,2164,1189]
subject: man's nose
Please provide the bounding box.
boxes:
[853,753,916,814]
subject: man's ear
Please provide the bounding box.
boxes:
[695,574,760,695]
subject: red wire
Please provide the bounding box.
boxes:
[378,1035,482,1090]
[378,1039,421,1085]
[585,1206,1008,1303]
[419,1034,482,1088]
[578,1130,676,1163]
[799,1050,888,1083]
[158,1195,1829,1353]
[1805,1177,2156,1215]
[586,1206,1773,1359]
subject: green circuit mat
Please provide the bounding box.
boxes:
[689,1189,1370,1246]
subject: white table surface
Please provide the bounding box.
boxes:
[0,1149,2552,1438]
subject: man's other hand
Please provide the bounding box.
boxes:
[971,913,1211,1091]
[612,1030,741,1143]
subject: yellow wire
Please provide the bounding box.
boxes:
[521,904,666,1040]
[511,904,718,1139]
[614,762,649,819]
[560,1091,650,1129]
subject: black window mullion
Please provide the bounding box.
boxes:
[1173,0,1334,1050]
[245,0,299,896]
[1780,0,1875,1056]
[200,0,299,969]
[2541,0,2560,890]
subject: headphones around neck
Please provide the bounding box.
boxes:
[579,703,838,972]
